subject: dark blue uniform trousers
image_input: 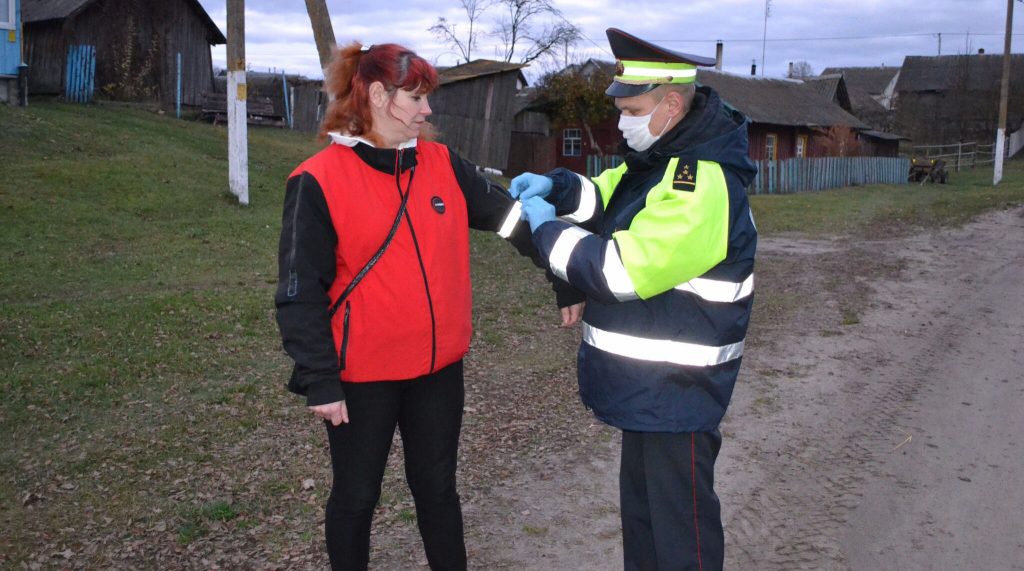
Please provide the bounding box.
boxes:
[620,430,724,571]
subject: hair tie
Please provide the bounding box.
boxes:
[360,44,374,53]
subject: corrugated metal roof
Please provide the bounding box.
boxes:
[22,0,92,22]
[821,66,899,95]
[895,54,1024,93]
[22,0,226,44]
[439,59,528,86]
[803,74,842,100]
[696,70,869,129]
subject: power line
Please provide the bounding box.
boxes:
[549,8,613,58]
[650,31,1024,44]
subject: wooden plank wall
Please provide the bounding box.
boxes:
[24,0,216,104]
[430,72,520,171]
[153,0,215,106]
[507,132,556,178]
[24,22,65,94]
[291,83,325,133]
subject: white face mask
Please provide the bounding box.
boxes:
[618,96,672,152]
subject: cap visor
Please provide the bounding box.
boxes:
[605,81,659,98]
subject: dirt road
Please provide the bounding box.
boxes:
[471,206,1024,570]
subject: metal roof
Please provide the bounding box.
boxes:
[22,0,226,44]
[696,70,869,130]
[438,59,528,86]
[895,54,1024,93]
[821,66,899,96]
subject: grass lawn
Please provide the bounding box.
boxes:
[1,101,1022,568]
[748,158,1024,236]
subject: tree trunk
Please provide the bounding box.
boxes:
[582,120,603,159]
[305,0,336,69]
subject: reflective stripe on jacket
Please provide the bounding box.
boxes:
[531,88,758,432]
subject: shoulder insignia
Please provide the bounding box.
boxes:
[672,159,697,191]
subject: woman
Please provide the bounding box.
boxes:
[274,42,580,570]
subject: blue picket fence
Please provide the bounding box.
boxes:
[65,45,97,103]
[750,156,910,195]
[586,154,625,177]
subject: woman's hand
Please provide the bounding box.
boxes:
[560,302,585,328]
[309,401,350,426]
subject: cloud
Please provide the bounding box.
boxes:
[196,0,1024,80]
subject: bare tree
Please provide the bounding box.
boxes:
[788,60,815,79]
[429,0,493,64]
[492,0,580,65]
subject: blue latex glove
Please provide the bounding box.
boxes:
[520,196,556,233]
[509,173,554,200]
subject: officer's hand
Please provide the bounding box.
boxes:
[520,196,556,233]
[560,302,585,327]
[509,173,554,200]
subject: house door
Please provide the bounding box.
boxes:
[65,45,96,103]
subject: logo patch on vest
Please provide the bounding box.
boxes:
[431,196,446,214]
[673,159,697,191]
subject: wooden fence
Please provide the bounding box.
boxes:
[586,154,624,177]
[912,131,1024,172]
[750,156,910,195]
[911,141,994,170]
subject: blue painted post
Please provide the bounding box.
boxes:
[281,70,292,128]
[177,52,182,118]
[86,45,95,102]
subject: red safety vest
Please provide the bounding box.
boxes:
[292,142,472,382]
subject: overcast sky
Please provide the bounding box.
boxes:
[195,0,1024,82]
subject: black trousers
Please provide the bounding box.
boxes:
[324,361,466,571]
[620,430,724,571]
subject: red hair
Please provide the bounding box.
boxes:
[320,42,440,144]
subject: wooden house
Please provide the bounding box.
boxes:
[22,0,225,105]
[509,59,624,177]
[802,73,904,155]
[819,66,899,133]
[695,70,899,159]
[429,59,528,172]
[893,54,1024,146]
[509,64,902,177]
[821,66,900,109]
[1,0,23,103]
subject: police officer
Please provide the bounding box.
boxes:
[512,28,758,570]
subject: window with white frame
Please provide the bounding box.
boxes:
[795,135,808,158]
[765,133,778,161]
[0,0,14,30]
[563,128,582,157]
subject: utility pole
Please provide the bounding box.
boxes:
[761,0,771,76]
[227,0,248,205]
[994,0,1016,185]
[305,0,337,69]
